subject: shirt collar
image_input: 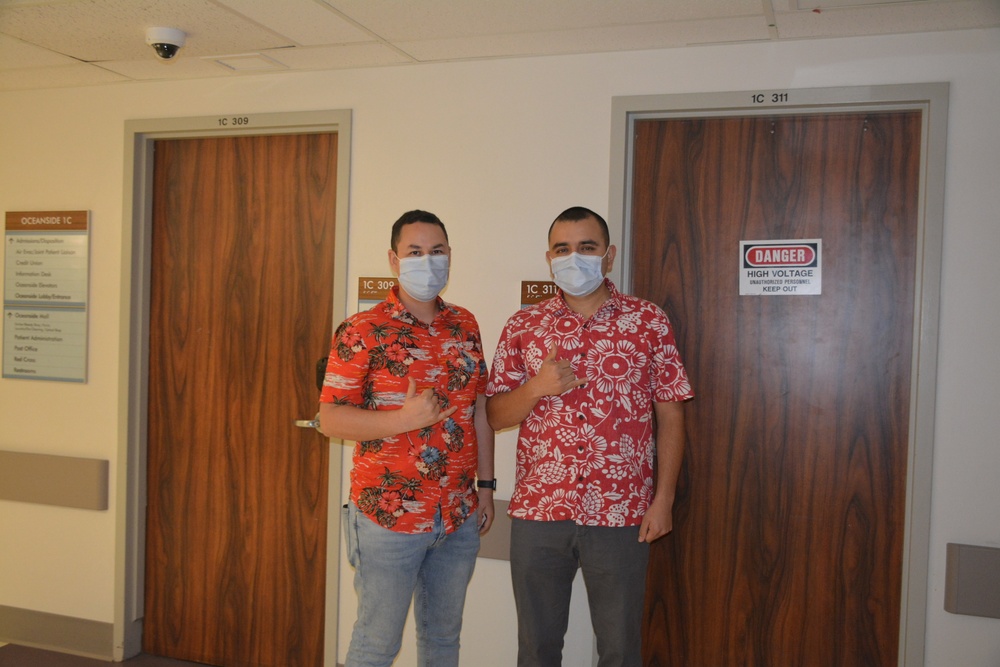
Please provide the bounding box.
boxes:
[386,285,455,325]
[547,278,621,318]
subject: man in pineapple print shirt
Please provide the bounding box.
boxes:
[486,206,694,667]
[319,210,495,667]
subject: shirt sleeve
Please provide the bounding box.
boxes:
[464,315,490,396]
[319,315,371,405]
[486,313,529,396]
[649,307,695,403]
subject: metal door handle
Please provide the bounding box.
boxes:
[295,413,321,431]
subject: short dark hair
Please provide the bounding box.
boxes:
[390,210,448,252]
[548,206,610,246]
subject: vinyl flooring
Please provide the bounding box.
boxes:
[0,644,202,667]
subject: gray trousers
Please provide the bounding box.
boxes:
[510,518,650,667]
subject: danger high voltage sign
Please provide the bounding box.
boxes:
[739,240,822,296]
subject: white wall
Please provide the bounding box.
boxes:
[1,28,998,666]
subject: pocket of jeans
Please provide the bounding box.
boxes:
[342,503,360,568]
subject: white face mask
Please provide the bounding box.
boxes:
[549,250,608,297]
[396,253,450,302]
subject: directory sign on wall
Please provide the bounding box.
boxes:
[3,211,90,382]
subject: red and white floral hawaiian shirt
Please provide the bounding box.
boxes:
[320,287,488,534]
[487,280,693,526]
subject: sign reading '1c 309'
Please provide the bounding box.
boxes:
[739,239,822,296]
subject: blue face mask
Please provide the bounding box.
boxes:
[550,250,608,297]
[396,253,450,302]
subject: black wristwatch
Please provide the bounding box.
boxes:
[477,478,497,490]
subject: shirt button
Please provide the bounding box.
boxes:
[576,412,585,421]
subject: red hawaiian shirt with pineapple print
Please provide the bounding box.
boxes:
[320,287,488,535]
[486,280,694,527]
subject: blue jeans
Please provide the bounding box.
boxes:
[343,502,480,667]
[510,518,649,667]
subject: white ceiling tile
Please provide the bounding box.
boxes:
[0,0,996,91]
[797,0,930,7]
[0,63,128,89]
[97,53,242,80]
[397,17,771,62]
[776,0,1000,38]
[210,52,288,72]
[770,0,799,10]
[0,0,292,61]
[0,33,80,69]
[214,0,374,45]
[325,0,763,41]
[261,42,414,70]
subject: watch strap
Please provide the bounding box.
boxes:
[477,478,497,490]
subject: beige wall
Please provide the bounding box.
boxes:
[1,28,999,666]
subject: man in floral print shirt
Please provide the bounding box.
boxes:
[486,206,693,667]
[319,210,494,667]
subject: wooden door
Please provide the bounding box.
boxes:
[631,112,920,666]
[144,133,338,667]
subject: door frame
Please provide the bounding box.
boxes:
[115,110,351,663]
[607,83,948,667]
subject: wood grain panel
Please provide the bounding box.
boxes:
[631,112,920,666]
[145,133,338,667]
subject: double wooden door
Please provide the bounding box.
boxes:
[631,111,920,666]
[144,132,339,666]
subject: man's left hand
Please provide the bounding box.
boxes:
[477,491,495,535]
[638,498,673,543]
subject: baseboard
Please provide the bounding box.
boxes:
[0,605,113,660]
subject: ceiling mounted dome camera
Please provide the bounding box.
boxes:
[145,27,186,61]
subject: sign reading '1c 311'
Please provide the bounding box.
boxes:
[739,239,822,296]
[521,280,559,308]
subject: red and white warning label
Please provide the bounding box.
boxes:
[739,240,821,296]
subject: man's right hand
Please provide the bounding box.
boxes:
[400,377,458,430]
[531,343,587,397]
[485,343,587,431]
